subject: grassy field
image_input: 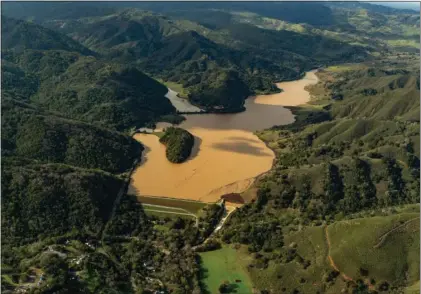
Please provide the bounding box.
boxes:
[199,246,254,294]
[156,79,190,98]
[405,280,420,294]
[245,210,420,293]
[152,132,165,139]
[386,39,420,50]
[1,274,18,287]
[143,204,193,214]
[326,64,367,73]
[328,212,420,287]
[137,195,206,214]
[145,210,196,220]
[249,226,345,294]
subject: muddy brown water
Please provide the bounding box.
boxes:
[128,71,318,202]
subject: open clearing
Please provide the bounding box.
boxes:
[136,195,206,214]
[199,246,253,294]
[144,209,196,220]
[405,281,421,294]
[247,208,420,293]
[142,203,197,220]
[328,212,420,286]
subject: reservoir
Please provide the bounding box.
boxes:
[128,71,318,202]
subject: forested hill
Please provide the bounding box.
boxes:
[44,9,367,111]
[1,18,176,131]
[2,4,372,112]
[3,1,418,111]
[1,16,94,55]
[1,16,171,250]
[1,97,142,172]
[222,59,420,293]
[1,2,419,293]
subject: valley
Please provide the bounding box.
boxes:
[129,71,318,202]
[1,2,419,294]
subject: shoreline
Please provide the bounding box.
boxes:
[130,70,319,204]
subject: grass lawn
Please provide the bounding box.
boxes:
[199,246,253,294]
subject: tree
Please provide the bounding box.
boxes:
[341,184,360,213]
[321,162,344,211]
[219,282,229,293]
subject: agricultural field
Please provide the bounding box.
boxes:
[199,246,254,294]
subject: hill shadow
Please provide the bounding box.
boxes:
[185,135,202,162]
[138,143,151,166]
[197,255,212,294]
[211,139,270,157]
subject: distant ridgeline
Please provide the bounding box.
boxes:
[2,2,377,113]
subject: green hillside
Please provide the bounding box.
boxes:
[2,50,175,131]
[1,159,123,246]
[2,98,142,172]
[328,213,419,287]
[221,60,420,292]
[0,3,419,294]
[159,127,195,163]
[235,209,419,294]
[1,16,94,55]
[31,8,368,111]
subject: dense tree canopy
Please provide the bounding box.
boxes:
[160,127,195,163]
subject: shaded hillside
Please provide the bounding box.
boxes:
[38,9,367,111]
[45,11,303,110]
[2,97,142,173]
[2,18,176,130]
[94,2,337,26]
[29,55,174,130]
[2,50,175,131]
[1,16,94,55]
[1,159,123,246]
[1,2,117,23]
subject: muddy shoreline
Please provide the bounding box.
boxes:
[129,70,319,202]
